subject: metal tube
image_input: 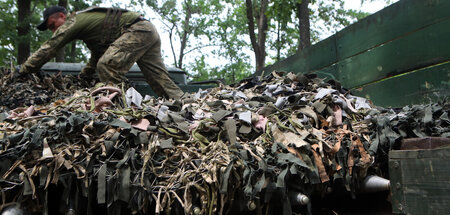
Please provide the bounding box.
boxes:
[290,192,310,206]
[247,200,257,211]
[193,206,201,215]
[360,175,390,193]
[1,205,25,215]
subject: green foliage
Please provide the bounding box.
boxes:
[146,0,252,84]
[0,0,17,65]
[200,1,251,83]
[189,55,210,82]
[346,9,371,20]
[266,0,299,62]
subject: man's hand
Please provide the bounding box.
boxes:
[17,65,25,73]
[12,65,27,79]
[8,65,35,84]
[14,65,21,73]
[14,65,33,77]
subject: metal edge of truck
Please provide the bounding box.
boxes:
[41,62,217,97]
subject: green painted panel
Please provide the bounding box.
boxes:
[260,35,337,76]
[334,18,450,89]
[389,147,450,215]
[313,64,338,81]
[336,0,450,60]
[351,61,450,108]
[305,36,337,72]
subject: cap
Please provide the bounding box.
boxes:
[37,6,67,31]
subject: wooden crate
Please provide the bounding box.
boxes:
[388,138,450,214]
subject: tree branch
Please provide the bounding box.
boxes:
[178,0,192,70]
[184,44,220,55]
[168,24,178,68]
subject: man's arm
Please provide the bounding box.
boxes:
[20,15,78,74]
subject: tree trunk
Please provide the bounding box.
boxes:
[17,0,31,64]
[178,1,192,70]
[70,41,76,62]
[245,0,268,72]
[55,0,68,62]
[297,0,311,51]
[276,21,281,61]
[169,26,178,67]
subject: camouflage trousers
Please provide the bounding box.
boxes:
[96,20,183,99]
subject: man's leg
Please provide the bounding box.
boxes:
[135,22,184,99]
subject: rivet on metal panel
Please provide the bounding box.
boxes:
[396,182,401,190]
[326,186,333,194]
[393,161,400,169]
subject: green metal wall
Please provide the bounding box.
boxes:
[260,0,450,107]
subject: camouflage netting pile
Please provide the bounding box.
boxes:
[0,70,448,215]
[0,69,96,112]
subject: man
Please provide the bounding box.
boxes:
[20,6,184,99]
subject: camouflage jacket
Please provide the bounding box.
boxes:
[20,7,141,74]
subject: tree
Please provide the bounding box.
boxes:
[0,0,56,66]
[17,0,31,64]
[0,0,17,65]
[245,0,269,72]
[146,0,222,70]
[267,0,298,62]
[209,2,252,83]
[296,0,310,51]
[264,0,377,65]
[0,0,74,66]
